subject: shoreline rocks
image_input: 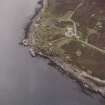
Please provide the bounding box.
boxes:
[29,48,37,57]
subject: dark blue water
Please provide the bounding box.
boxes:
[0,0,104,105]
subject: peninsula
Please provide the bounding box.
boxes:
[23,0,105,97]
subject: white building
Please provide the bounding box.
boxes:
[65,27,76,37]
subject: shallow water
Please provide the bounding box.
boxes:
[0,0,104,105]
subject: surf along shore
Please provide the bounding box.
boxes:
[22,0,105,98]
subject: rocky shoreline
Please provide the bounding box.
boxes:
[22,0,105,98]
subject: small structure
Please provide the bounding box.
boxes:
[65,26,78,38]
[96,21,103,29]
[65,27,74,37]
[64,19,79,38]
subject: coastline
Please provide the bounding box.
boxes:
[22,0,105,98]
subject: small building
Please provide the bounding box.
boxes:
[65,25,78,38]
[65,27,74,37]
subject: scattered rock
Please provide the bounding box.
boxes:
[66,56,72,62]
[75,49,82,57]
[29,48,36,57]
[83,83,89,89]
[48,43,53,46]
[99,88,105,97]
[96,21,103,29]
[34,23,39,28]
[91,14,95,17]
[66,56,70,59]
[22,39,29,46]
[38,51,43,55]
